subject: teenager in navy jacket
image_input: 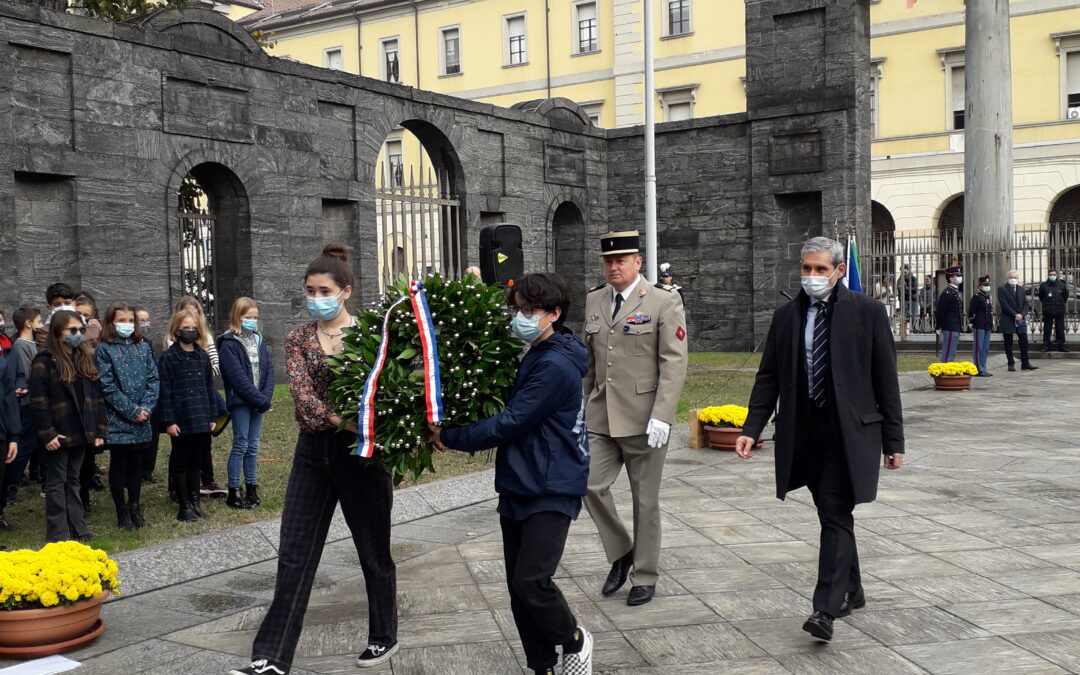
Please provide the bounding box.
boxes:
[432,273,593,675]
[217,298,274,509]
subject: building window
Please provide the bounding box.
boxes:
[870,59,884,138]
[324,48,344,71]
[386,140,404,188]
[1067,51,1080,115]
[668,0,690,37]
[576,2,598,54]
[659,87,696,121]
[441,27,461,76]
[505,14,527,66]
[950,65,965,130]
[580,101,603,126]
[381,38,400,83]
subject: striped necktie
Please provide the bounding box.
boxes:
[810,301,829,407]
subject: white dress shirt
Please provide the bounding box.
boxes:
[610,274,642,319]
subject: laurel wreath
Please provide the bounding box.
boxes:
[329,275,520,485]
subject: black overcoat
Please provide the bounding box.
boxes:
[742,283,905,504]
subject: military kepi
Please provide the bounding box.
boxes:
[600,230,640,255]
[979,274,991,284]
[946,265,962,276]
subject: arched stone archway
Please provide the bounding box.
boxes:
[869,200,896,283]
[176,162,252,332]
[551,201,587,328]
[938,194,964,266]
[1050,185,1080,224]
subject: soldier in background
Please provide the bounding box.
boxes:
[969,274,994,376]
[582,231,688,607]
[936,266,963,362]
[658,263,683,300]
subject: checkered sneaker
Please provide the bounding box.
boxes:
[561,626,593,675]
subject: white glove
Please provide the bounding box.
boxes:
[646,418,670,448]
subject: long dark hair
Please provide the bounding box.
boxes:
[99,302,143,344]
[45,310,99,384]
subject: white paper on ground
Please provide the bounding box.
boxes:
[0,655,81,675]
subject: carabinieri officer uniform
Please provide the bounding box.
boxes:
[582,231,688,607]
[936,265,963,362]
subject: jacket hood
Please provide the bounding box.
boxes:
[533,328,588,377]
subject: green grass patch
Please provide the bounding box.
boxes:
[3,354,934,555]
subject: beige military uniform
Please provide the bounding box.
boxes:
[583,277,688,587]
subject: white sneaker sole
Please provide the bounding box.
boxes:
[356,642,399,668]
[563,627,593,675]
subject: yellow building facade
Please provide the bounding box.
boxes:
[240,0,1080,235]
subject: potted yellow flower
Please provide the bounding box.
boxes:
[0,541,120,659]
[927,362,978,391]
[698,405,750,450]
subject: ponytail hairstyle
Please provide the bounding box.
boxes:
[44,310,100,384]
[304,244,354,292]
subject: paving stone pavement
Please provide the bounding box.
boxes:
[5,360,1080,674]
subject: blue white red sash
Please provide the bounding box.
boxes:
[355,281,444,457]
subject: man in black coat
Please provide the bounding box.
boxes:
[998,270,1037,372]
[736,237,905,643]
[1038,269,1069,352]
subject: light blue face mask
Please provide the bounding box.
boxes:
[511,311,550,343]
[114,322,135,339]
[307,291,344,321]
[64,333,83,348]
[241,318,258,333]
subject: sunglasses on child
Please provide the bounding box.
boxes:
[65,326,87,336]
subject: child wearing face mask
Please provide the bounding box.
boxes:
[94,303,159,530]
[29,309,106,542]
[159,310,226,522]
[217,298,274,510]
[74,292,102,350]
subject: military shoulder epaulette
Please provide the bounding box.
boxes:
[654,282,676,292]
[588,282,608,293]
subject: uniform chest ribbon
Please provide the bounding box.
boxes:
[356,281,445,458]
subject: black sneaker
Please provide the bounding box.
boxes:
[229,659,288,675]
[562,626,593,675]
[356,642,399,668]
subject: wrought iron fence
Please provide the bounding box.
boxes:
[178,209,216,327]
[375,164,462,292]
[860,223,1080,343]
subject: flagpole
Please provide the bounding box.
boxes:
[643,0,657,283]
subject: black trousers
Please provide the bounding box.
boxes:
[143,432,161,480]
[1044,312,1066,349]
[252,430,397,670]
[108,443,147,508]
[501,511,577,671]
[804,403,860,618]
[43,444,91,542]
[1003,332,1031,367]
[79,446,97,507]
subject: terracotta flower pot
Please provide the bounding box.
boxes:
[705,426,743,450]
[0,590,109,658]
[933,374,972,391]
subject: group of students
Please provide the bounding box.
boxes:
[0,283,274,542]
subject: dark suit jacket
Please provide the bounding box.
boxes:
[742,283,905,504]
[997,283,1028,334]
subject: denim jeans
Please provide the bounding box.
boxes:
[940,330,960,362]
[973,329,991,373]
[228,405,265,487]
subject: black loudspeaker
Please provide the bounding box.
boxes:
[479,224,524,286]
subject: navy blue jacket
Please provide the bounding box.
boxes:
[968,291,994,331]
[441,329,590,501]
[0,352,21,444]
[218,331,274,413]
[158,342,226,435]
[936,285,963,332]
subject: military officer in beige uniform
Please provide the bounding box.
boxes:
[583,231,688,607]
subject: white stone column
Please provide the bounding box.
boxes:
[614,0,644,127]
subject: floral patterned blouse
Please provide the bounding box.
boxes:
[285,321,336,433]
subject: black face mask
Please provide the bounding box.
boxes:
[177,329,199,345]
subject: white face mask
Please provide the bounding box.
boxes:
[801,269,840,301]
[980,286,991,293]
[1008,279,1019,286]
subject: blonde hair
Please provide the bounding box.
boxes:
[173,296,213,349]
[229,297,259,333]
[166,310,204,351]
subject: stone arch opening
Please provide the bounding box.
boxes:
[373,119,466,290]
[1048,185,1080,272]
[938,194,964,267]
[177,162,251,331]
[1050,185,1080,224]
[869,200,896,282]
[551,201,587,329]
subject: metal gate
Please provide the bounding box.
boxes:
[861,223,1080,341]
[375,164,462,292]
[178,208,217,327]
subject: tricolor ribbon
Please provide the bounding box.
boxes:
[355,281,445,457]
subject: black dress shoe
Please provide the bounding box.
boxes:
[976,372,993,377]
[802,611,834,641]
[627,585,655,606]
[1008,364,1016,372]
[837,588,866,617]
[1022,364,1038,370]
[601,550,634,597]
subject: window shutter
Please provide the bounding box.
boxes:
[508,16,525,37]
[667,102,692,121]
[578,2,596,22]
[1068,51,1080,96]
[951,66,965,111]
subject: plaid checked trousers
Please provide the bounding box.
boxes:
[251,429,397,669]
